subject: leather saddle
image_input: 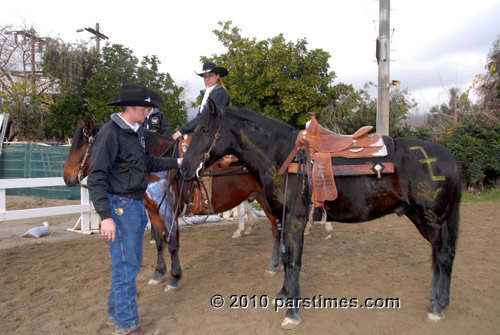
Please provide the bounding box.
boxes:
[301,113,387,158]
[279,113,393,224]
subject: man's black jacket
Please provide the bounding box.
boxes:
[88,113,178,220]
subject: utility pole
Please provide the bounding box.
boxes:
[76,23,109,55]
[376,0,390,135]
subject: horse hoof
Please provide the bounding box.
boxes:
[427,304,446,321]
[244,230,252,235]
[427,312,445,321]
[232,232,241,239]
[325,234,332,240]
[280,316,301,329]
[148,278,161,285]
[266,269,277,276]
[164,284,178,292]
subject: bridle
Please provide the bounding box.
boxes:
[77,128,95,187]
[195,122,222,179]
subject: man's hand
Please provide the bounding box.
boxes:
[101,218,116,242]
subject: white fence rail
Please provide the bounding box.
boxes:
[0,177,99,234]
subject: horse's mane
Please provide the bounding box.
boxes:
[143,129,174,142]
[225,106,296,138]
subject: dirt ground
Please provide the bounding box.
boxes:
[0,195,499,335]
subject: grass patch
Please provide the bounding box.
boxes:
[462,188,500,202]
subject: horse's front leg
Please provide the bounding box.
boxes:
[148,218,167,285]
[276,214,307,329]
[165,219,182,291]
[267,218,282,275]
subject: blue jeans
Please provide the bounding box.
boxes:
[106,194,148,331]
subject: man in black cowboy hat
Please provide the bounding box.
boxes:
[173,62,230,139]
[88,83,181,335]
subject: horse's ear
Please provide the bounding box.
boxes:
[208,98,217,115]
[84,119,94,132]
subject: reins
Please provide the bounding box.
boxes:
[280,148,309,256]
[158,139,178,159]
[154,138,184,243]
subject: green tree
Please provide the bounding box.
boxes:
[41,38,100,140]
[42,38,99,97]
[423,87,474,142]
[476,35,500,122]
[137,55,187,131]
[444,119,500,189]
[317,82,416,137]
[85,44,139,122]
[206,21,335,128]
[317,82,375,134]
[85,44,187,129]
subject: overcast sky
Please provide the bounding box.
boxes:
[2,0,499,114]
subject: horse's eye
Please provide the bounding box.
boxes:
[201,127,209,134]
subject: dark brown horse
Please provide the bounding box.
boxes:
[63,120,279,291]
[180,101,462,328]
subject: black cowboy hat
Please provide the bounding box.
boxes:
[106,83,164,108]
[196,62,228,77]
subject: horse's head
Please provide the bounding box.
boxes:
[144,130,177,158]
[63,119,100,187]
[181,99,229,180]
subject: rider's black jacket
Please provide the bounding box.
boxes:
[179,85,230,135]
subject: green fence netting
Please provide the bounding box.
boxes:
[0,143,81,200]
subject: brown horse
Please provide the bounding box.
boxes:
[63,120,279,291]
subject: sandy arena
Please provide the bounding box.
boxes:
[0,196,499,334]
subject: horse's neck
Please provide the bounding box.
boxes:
[226,112,295,184]
[147,132,175,157]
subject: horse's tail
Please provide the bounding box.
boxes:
[447,173,462,252]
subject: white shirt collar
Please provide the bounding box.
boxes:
[118,113,140,132]
[200,85,217,110]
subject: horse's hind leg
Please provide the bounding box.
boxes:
[232,204,245,238]
[244,201,255,234]
[427,204,460,320]
[406,199,460,320]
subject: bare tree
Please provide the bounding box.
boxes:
[0,23,53,141]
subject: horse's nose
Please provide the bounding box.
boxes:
[180,166,187,178]
[63,175,76,187]
[180,166,193,181]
